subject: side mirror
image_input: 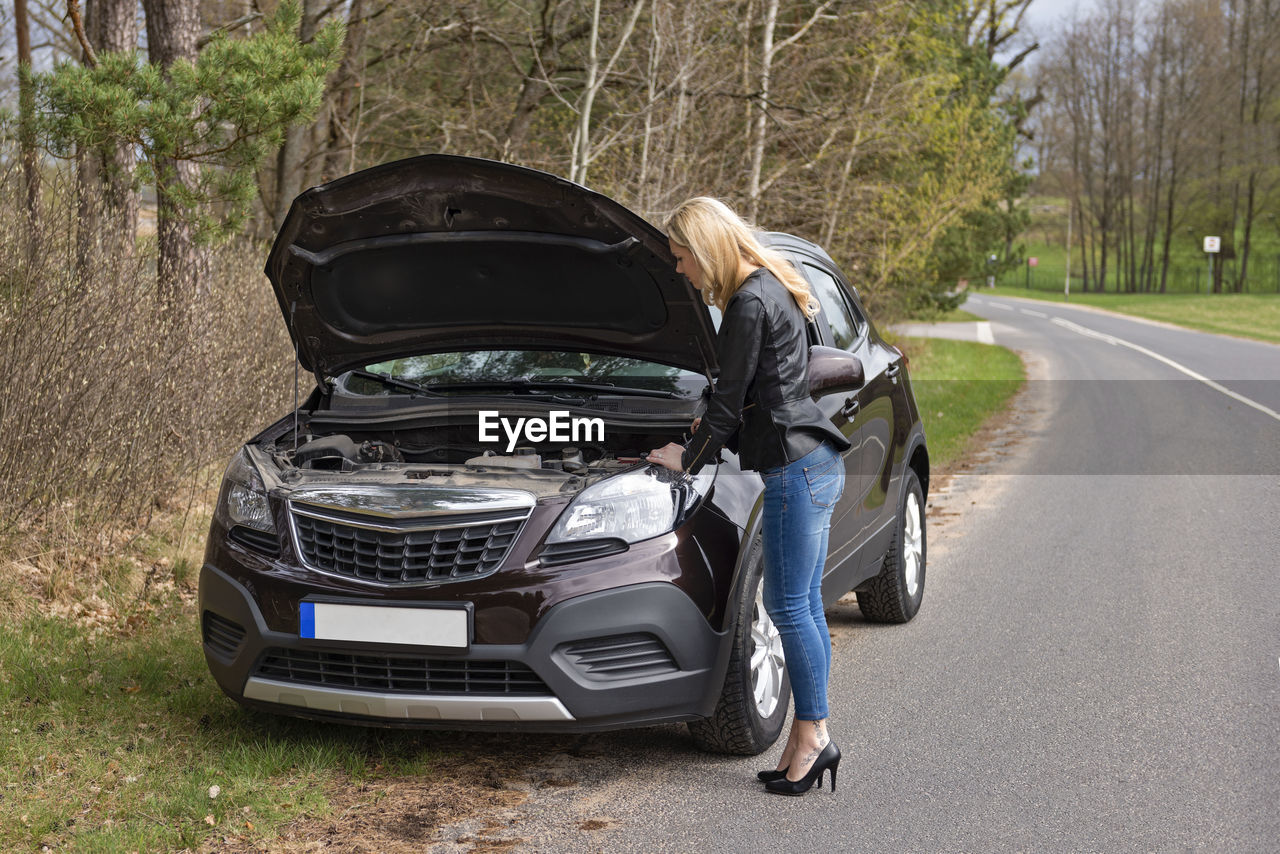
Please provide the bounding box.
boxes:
[808,345,864,398]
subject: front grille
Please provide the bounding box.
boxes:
[558,633,679,680]
[253,648,550,695]
[203,611,247,658]
[291,506,526,585]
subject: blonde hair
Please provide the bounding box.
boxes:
[664,197,817,319]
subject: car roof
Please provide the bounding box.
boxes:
[760,231,841,271]
[761,231,861,301]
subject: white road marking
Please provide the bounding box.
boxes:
[1020,308,1048,319]
[1050,317,1280,423]
[976,321,995,345]
[988,302,1013,311]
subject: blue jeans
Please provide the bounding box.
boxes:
[760,441,845,721]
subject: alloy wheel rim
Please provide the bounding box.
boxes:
[750,591,785,719]
[903,491,923,597]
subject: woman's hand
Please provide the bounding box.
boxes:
[646,442,686,472]
[690,416,702,433]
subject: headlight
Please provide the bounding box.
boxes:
[216,449,274,533]
[546,466,712,545]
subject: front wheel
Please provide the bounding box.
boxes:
[857,466,926,623]
[688,536,789,755]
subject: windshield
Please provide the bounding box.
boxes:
[350,350,706,399]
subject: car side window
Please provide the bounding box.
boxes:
[803,264,861,349]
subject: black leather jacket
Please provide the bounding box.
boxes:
[681,268,851,475]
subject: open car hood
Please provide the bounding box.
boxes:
[265,155,717,380]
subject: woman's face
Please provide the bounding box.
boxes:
[669,240,703,291]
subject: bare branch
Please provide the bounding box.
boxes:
[771,0,837,57]
[66,0,96,67]
[198,12,264,49]
[1004,41,1038,73]
[598,0,646,85]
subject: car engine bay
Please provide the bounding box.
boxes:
[252,407,695,500]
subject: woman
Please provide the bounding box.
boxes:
[647,197,850,796]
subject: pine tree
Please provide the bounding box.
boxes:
[38,1,344,307]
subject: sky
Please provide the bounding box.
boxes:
[1023,0,1101,38]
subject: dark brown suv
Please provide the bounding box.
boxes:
[199,155,928,754]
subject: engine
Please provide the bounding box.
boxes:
[255,412,685,500]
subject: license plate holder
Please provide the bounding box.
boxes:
[299,600,470,649]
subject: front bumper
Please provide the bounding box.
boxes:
[199,563,731,731]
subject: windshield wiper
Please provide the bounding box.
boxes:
[345,370,444,398]
[428,378,682,399]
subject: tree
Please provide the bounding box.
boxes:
[68,0,141,269]
[140,0,202,303]
[15,0,40,237]
[216,0,1030,319]
[38,1,344,306]
[569,0,645,185]
[745,0,835,221]
[271,0,327,230]
[1033,0,1279,294]
[919,0,1038,305]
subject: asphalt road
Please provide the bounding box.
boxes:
[430,294,1280,853]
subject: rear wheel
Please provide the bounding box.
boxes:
[857,467,926,623]
[688,536,789,755]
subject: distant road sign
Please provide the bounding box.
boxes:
[1028,257,1039,267]
[1204,236,1221,253]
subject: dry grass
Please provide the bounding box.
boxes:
[0,162,299,615]
[222,760,535,853]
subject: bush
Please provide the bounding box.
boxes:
[0,161,298,607]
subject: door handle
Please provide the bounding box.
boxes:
[885,363,901,379]
[841,397,859,419]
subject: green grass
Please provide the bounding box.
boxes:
[1011,195,1280,296]
[0,598,461,852]
[929,307,985,323]
[1019,194,1280,264]
[899,337,1026,471]
[982,287,1280,344]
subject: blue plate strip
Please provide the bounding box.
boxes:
[299,601,315,638]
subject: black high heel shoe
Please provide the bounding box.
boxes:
[756,767,788,782]
[763,742,840,796]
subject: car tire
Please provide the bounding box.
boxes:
[687,535,789,755]
[857,466,926,623]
